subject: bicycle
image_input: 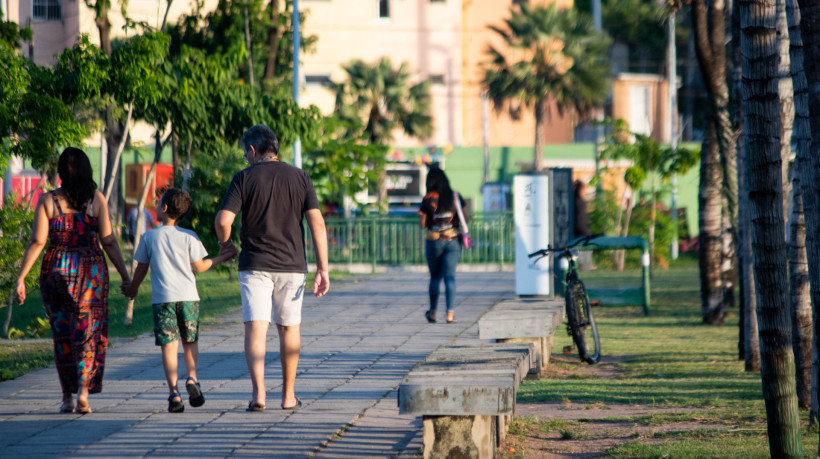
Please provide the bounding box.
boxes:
[529,233,603,364]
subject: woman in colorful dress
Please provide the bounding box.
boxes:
[419,167,467,324]
[15,147,131,414]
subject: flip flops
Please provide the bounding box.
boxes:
[282,397,302,411]
[246,401,266,412]
[168,393,185,413]
[186,377,205,408]
[75,400,92,414]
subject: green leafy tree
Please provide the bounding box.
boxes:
[484,3,609,172]
[303,116,387,208]
[166,0,316,92]
[333,57,433,210]
[484,3,610,171]
[0,195,39,338]
[600,118,699,272]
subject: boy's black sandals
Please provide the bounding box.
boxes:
[168,393,185,413]
[186,377,205,407]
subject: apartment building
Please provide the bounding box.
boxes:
[299,0,576,148]
[4,0,218,66]
[4,0,579,148]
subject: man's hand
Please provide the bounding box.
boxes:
[219,240,236,258]
[313,269,330,298]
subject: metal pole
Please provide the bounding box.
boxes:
[292,0,302,168]
[482,92,490,184]
[668,12,679,260]
[592,0,601,32]
[592,0,603,195]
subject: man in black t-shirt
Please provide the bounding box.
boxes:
[215,124,329,411]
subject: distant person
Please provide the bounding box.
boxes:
[15,147,132,414]
[573,180,595,271]
[123,188,236,413]
[127,206,155,245]
[419,168,467,324]
[215,124,329,412]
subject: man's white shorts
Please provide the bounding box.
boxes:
[239,271,306,325]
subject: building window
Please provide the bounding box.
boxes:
[429,74,445,85]
[378,0,390,18]
[33,0,61,20]
[430,0,445,3]
[305,74,333,88]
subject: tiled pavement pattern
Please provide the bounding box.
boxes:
[0,271,517,458]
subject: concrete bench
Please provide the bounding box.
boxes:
[478,298,564,377]
[398,342,534,459]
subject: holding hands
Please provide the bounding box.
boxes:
[219,240,238,260]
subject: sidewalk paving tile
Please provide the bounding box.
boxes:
[0,271,517,458]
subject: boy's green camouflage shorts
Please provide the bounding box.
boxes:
[152,301,200,346]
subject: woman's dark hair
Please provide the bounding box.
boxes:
[58,147,97,211]
[426,167,455,211]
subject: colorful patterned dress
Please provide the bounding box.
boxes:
[40,194,109,394]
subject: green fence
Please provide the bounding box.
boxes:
[305,212,516,267]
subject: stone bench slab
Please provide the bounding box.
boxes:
[478,307,563,340]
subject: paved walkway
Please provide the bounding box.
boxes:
[0,271,517,458]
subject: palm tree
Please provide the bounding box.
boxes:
[483,3,610,171]
[741,0,802,455]
[333,57,433,210]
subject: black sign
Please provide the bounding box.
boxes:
[386,168,422,197]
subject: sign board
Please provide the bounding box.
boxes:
[514,173,553,296]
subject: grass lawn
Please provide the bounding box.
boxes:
[502,253,818,458]
[0,268,351,382]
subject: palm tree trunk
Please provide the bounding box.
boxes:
[776,0,809,411]
[698,121,724,324]
[732,0,758,370]
[533,100,545,171]
[741,0,802,455]
[793,0,820,433]
[692,0,735,324]
[789,174,811,409]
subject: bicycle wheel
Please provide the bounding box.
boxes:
[565,279,601,364]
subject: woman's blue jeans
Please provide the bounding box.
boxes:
[425,239,462,312]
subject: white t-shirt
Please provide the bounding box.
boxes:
[134,225,209,304]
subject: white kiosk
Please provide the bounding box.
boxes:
[514,173,553,296]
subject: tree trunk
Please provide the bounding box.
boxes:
[692,0,735,324]
[124,131,167,326]
[789,173,811,409]
[732,0,759,370]
[740,0,803,455]
[533,100,545,171]
[793,0,820,434]
[263,0,281,83]
[776,0,810,411]
[698,121,725,324]
[3,293,12,338]
[649,181,656,277]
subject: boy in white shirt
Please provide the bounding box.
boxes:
[124,188,236,412]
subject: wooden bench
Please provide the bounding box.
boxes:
[478,298,564,377]
[398,343,534,459]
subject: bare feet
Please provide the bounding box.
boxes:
[75,398,92,414]
[60,393,74,413]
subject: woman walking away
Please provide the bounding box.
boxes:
[419,167,467,324]
[15,147,131,414]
